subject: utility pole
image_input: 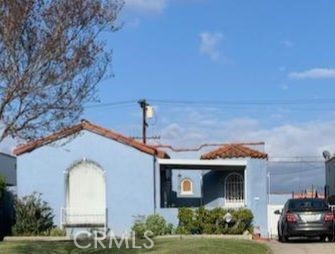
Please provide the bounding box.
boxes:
[138,99,149,144]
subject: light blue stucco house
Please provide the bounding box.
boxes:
[0,152,16,237]
[14,120,269,236]
[0,152,16,188]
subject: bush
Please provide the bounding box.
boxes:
[12,193,54,236]
[177,208,195,234]
[146,214,167,236]
[176,207,253,235]
[0,175,5,200]
[132,216,147,238]
[132,214,173,238]
[49,227,66,237]
[231,209,253,234]
[165,223,174,235]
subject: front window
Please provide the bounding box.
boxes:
[225,173,244,204]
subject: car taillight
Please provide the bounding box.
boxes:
[286,213,297,223]
[325,212,334,222]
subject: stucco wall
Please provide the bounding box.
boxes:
[172,170,202,198]
[245,159,268,236]
[162,168,246,208]
[157,159,269,236]
[17,130,155,235]
[0,153,16,186]
[170,170,202,207]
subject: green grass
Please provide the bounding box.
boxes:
[0,238,270,254]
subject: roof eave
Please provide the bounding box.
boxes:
[12,120,169,159]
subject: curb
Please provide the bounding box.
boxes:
[4,236,71,242]
[155,234,253,240]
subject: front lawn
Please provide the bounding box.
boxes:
[0,238,270,254]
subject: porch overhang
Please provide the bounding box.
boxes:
[157,159,248,209]
[158,158,247,170]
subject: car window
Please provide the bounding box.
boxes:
[288,199,328,212]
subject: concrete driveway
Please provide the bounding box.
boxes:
[268,240,335,254]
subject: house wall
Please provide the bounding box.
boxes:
[157,159,269,237]
[162,168,246,208]
[326,158,335,197]
[203,169,245,207]
[0,153,16,239]
[170,170,202,207]
[17,130,156,235]
[245,159,268,236]
[0,153,16,186]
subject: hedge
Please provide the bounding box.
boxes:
[132,214,174,238]
[176,207,253,235]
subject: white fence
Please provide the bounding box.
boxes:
[61,208,107,227]
[267,205,283,239]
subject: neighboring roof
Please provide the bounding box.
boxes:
[200,144,268,160]
[13,120,170,159]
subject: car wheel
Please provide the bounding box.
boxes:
[282,235,289,243]
[327,235,335,242]
[278,226,288,243]
[277,226,283,242]
[279,233,288,243]
[320,236,327,242]
[278,234,283,242]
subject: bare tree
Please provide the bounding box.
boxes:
[0,0,123,141]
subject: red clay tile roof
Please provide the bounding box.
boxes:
[200,144,268,160]
[13,119,170,159]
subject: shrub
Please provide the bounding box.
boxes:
[49,227,66,237]
[146,214,168,236]
[177,208,194,234]
[165,223,174,235]
[12,193,54,236]
[132,214,173,238]
[175,226,189,234]
[176,207,253,235]
[0,174,5,200]
[132,216,147,238]
[231,209,253,234]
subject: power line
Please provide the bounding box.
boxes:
[84,98,335,109]
[85,100,137,109]
[83,98,335,114]
[149,98,335,106]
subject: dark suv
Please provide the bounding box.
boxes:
[276,198,334,242]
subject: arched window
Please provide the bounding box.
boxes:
[225,173,244,204]
[181,179,193,195]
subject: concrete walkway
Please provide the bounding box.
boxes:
[268,240,335,254]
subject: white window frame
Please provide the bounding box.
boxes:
[180,178,193,196]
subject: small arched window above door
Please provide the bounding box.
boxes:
[181,179,193,195]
